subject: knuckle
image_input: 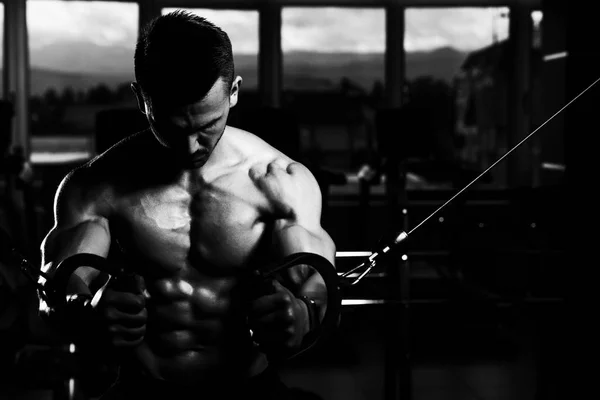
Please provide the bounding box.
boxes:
[283,308,295,323]
[285,324,294,334]
[287,162,301,173]
[105,309,116,320]
[132,296,145,309]
[124,328,137,337]
[110,337,121,346]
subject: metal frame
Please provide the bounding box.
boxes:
[2,0,540,160]
[33,0,540,6]
[0,2,548,400]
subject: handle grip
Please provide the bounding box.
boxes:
[256,252,342,361]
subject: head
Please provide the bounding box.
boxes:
[131,10,242,168]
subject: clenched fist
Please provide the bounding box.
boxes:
[95,273,147,349]
[249,159,321,229]
[248,279,309,355]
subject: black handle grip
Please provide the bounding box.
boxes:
[257,252,342,361]
[45,253,120,306]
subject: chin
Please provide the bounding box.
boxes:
[185,155,210,169]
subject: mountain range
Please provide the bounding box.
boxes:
[0,40,470,96]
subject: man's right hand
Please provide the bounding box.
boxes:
[96,274,147,348]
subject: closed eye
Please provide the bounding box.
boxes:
[197,116,222,132]
[201,120,218,130]
[172,116,221,136]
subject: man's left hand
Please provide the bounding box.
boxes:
[248,279,309,354]
[249,160,320,228]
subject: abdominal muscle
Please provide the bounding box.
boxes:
[123,267,268,386]
[117,161,274,386]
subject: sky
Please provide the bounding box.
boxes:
[0,1,516,68]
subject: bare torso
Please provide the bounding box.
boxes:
[92,127,285,384]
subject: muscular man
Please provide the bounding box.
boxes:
[37,10,336,399]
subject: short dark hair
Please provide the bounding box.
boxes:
[134,10,234,108]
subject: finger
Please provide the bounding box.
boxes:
[271,279,289,293]
[134,274,146,294]
[109,324,146,340]
[250,308,295,327]
[248,167,275,192]
[105,307,147,327]
[254,278,278,298]
[286,162,303,175]
[251,322,296,348]
[102,291,146,312]
[250,292,290,316]
[248,165,264,182]
[251,328,287,345]
[112,335,144,348]
[266,160,287,176]
[252,279,290,303]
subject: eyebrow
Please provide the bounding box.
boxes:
[198,116,221,129]
[183,115,222,134]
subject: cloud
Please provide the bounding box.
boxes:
[280,6,509,53]
[149,6,510,55]
[0,3,3,65]
[13,2,513,65]
[405,7,510,51]
[282,7,386,53]
[26,0,138,49]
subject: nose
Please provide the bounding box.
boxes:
[187,134,201,154]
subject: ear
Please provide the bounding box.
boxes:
[131,82,148,115]
[229,76,243,108]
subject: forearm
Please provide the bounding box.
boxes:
[272,220,335,266]
[272,222,336,336]
[40,220,111,295]
[298,274,327,326]
[38,223,111,337]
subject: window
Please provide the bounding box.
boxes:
[405,7,510,188]
[27,0,138,161]
[0,2,4,99]
[161,8,259,90]
[281,7,386,171]
[530,10,544,130]
[532,10,542,49]
[282,7,385,93]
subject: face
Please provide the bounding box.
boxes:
[132,76,242,169]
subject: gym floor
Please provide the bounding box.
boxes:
[279,301,563,400]
[1,298,564,400]
[1,146,565,400]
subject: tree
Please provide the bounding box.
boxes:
[61,87,76,106]
[86,83,114,104]
[43,88,60,105]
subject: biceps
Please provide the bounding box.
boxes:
[272,225,335,295]
[42,218,111,284]
[273,224,335,263]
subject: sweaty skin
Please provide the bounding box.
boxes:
[39,124,335,388]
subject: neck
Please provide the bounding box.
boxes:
[174,126,234,186]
